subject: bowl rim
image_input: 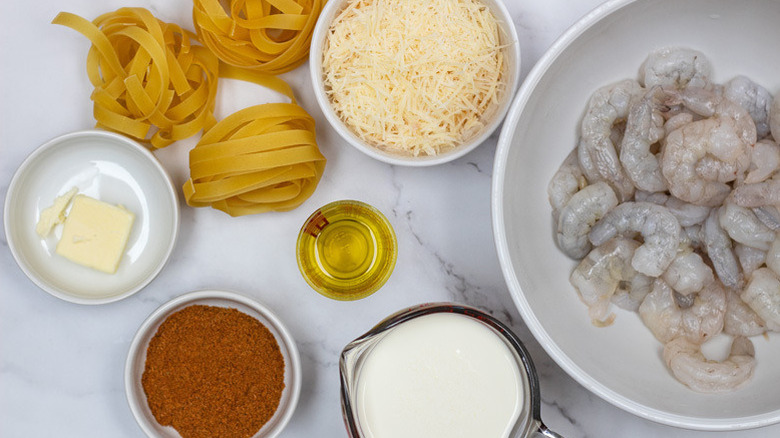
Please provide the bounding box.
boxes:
[3,129,180,305]
[308,0,522,167]
[124,289,303,438]
[491,0,780,431]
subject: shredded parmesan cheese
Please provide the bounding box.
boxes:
[322,0,505,156]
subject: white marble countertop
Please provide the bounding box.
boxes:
[1,0,777,436]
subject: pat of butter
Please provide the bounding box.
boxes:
[55,195,135,274]
[36,187,79,237]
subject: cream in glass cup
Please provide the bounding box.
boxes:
[339,303,563,438]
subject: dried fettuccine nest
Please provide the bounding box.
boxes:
[53,8,219,148]
[182,64,326,216]
[193,0,324,74]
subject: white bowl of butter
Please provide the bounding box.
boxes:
[4,130,179,304]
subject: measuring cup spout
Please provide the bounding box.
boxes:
[532,423,564,438]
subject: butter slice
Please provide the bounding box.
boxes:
[36,187,79,237]
[55,195,135,274]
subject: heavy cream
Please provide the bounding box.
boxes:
[355,312,524,438]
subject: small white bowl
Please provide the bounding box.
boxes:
[125,290,302,438]
[4,130,179,304]
[309,0,521,166]
[492,0,780,431]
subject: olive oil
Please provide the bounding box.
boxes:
[297,200,397,300]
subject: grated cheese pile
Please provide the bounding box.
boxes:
[322,0,505,156]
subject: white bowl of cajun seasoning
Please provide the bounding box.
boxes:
[125,290,302,438]
[310,0,521,166]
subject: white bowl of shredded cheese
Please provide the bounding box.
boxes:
[310,0,520,166]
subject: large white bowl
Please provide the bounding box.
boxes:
[492,0,780,431]
[309,0,521,166]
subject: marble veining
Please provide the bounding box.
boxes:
[2,0,779,437]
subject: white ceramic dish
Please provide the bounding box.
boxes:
[309,0,521,166]
[492,0,780,431]
[125,290,302,438]
[4,130,179,304]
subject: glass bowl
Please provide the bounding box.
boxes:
[296,200,397,300]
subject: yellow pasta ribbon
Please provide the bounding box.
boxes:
[183,64,326,216]
[53,9,219,148]
[182,102,326,216]
[192,0,324,74]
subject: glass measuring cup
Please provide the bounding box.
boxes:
[339,303,563,438]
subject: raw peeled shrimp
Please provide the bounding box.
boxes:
[557,181,619,259]
[731,175,780,207]
[639,47,712,90]
[612,273,653,312]
[744,139,780,184]
[638,278,725,344]
[723,75,773,140]
[663,336,756,393]
[588,202,681,277]
[634,189,669,204]
[570,237,640,325]
[620,87,668,192]
[578,79,642,202]
[548,149,588,218]
[667,86,755,132]
[662,118,751,206]
[753,206,780,231]
[664,112,695,137]
[734,243,767,278]
[660,87,756,206]
[719,202,776,251]
[665,196,711,227]
[702,208,742,289]
[724,288,766,337]
[682,224,704,249]
[661,250,714,296]
[741,267,780,331]
[767,234,780,276]
[634,191,710,226]
[770,94,780,142]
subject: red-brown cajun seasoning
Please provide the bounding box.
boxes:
[142,305,285,438]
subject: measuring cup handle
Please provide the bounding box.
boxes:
[531,423,564,438]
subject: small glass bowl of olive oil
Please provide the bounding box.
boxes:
[296,200,397,300]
